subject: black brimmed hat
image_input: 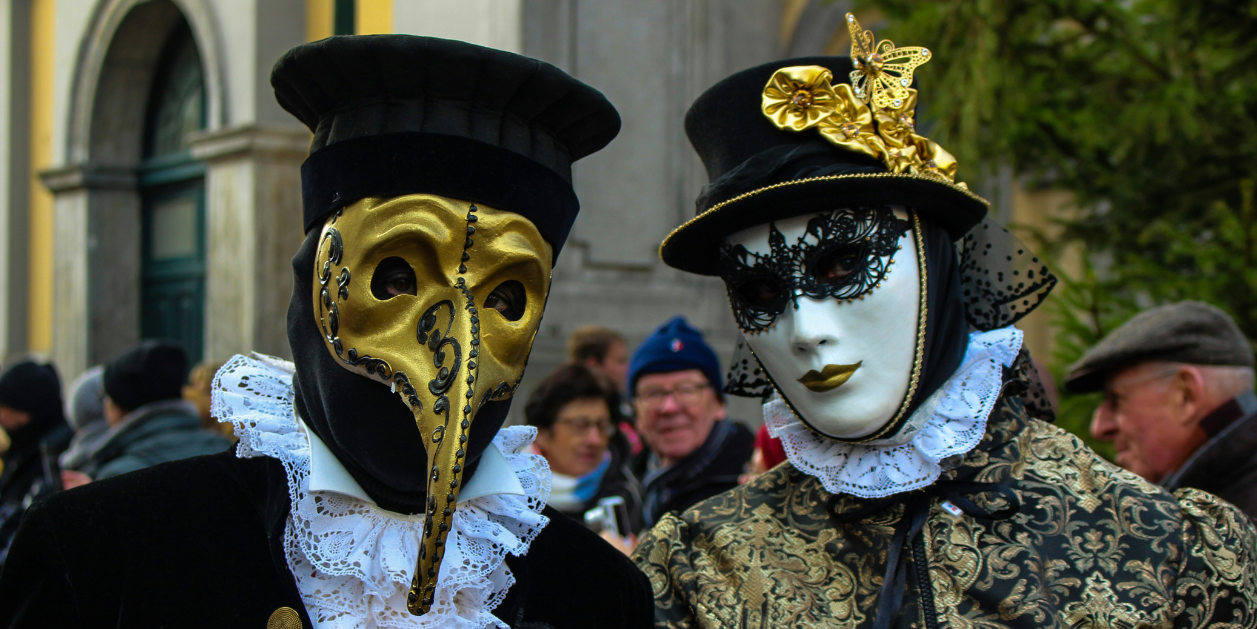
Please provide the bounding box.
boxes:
[661,51,989,276]
[271,35,621,258]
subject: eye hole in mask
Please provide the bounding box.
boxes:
[807,243,865,286]
[728,270,791,312]
[485,280,527,321]
[716,206,910,334]
[370,256,418,299]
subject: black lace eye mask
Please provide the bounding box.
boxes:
[716,206,912,333]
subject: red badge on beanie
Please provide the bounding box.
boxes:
[671,339,684,352]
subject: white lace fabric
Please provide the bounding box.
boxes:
[212,353,551,629]
[764,327,1023,499]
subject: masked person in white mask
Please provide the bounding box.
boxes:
[632,15,1257,629]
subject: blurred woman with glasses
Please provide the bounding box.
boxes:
[525,364,643,540]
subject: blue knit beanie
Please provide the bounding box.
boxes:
[628,316,723,400]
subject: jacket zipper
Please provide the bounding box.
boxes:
[912,530,940,629]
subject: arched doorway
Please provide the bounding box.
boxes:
[138,23,206,364]
[49,0,307,380]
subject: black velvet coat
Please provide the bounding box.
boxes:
[0,451,654,628]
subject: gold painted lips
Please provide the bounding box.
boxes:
[798,362,862,392]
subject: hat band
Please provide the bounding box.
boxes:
[301,132,579,259]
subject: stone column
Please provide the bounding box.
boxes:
[191,124,308,362]
[0,0,30,361]
[41,163,141,378]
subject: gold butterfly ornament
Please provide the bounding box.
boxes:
[760,14,961,185]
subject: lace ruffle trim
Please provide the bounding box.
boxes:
[764,327,1022,499]
[212,353,551,629]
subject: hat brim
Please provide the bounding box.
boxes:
[660,173,989,276]
[1063,366,1107,394]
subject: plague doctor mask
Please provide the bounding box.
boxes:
[309,194,550,611]
[273,35,621,616]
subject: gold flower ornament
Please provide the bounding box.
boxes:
[761,66,839,131]
[759,14,963,186]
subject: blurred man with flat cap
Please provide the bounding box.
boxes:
[1067,301,1257,516]
[0,35,651,628]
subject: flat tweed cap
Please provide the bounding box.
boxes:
[1065,301,1255,393]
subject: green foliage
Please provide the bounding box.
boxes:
[853,0,1257,447]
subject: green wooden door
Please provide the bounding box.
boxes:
[139,23,206,364]
[140,179,206,363]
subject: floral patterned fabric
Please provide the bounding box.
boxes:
[633,364,1257,629]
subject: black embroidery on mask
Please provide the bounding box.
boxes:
[459,203,478,274]
[456,202,515,408]
[716,206,911,334]
[316,207,396,380]
[414,297,463,576]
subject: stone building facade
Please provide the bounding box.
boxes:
[0,0,874,423]
[1,0,1055,425]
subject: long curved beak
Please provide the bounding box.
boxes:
[404,283,505,615]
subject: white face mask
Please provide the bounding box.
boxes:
[720,208,922,439]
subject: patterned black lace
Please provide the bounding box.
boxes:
[716,206,911,334]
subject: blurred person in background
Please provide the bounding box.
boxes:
[525,364,643,537]
[1068,301,1257,516]
[568,325,631,393]
[739,424,787,485]
[628,316,752,529]
[61,340,231,488]
[568,325,640,454]
[58,366,108,473]
[0,360,71,563]
[183,360,234,442]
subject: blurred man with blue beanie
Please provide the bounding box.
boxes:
[628,316,752,528]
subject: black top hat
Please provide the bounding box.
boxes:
[661,55,989,276]
[271,35,621,258]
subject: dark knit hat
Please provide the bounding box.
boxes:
[1065,301,1255,393]
[0,361,63,421]
[103,340,190,412]
[628,316,723,400]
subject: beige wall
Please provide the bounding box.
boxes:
[393,0,521,52]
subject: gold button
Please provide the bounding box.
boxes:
[267,606,302,629]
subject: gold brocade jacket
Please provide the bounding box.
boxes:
[632,379,1257,629]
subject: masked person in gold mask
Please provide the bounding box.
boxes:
[0,37,653,628]
[631,15,1257,629]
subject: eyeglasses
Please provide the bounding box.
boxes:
[635,382,711,411]
[1101,367,1180,410]
[554,417,616,437]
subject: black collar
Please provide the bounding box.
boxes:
[1199,391,1257,438]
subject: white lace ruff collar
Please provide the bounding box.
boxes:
[212,353,551,629]
[764,327,1023,499]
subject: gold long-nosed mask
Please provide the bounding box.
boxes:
[312,194,552,615]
